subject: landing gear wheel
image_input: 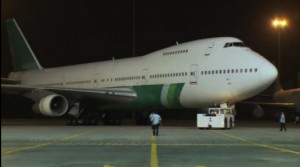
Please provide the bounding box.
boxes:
[224,118,228,129]
[229,118,233,129]
[67,118,76,125]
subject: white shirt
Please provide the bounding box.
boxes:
[151,114,161,125]
[280,113,285,123]
[149,113,154,121]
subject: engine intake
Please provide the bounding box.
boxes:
[33,94,68,117]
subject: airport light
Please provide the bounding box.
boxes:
[272,18,288,76]
[272,19,288,28]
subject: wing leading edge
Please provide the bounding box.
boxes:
[1,84,137,104]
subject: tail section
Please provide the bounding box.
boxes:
[6,19,43,71]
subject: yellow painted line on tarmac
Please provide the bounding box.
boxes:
[60,129,98,141]
[103,165,114,167]
[251,129,297,139]
[2,128,97,156]
[2,142,52,155]
[26,141,256,146]
[151,135,158,167]
[212,130,300,155]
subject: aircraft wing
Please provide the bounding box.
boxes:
[1,84,137,103]
[241,101,297,107]
[1,77,20,84]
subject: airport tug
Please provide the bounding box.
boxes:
[197,107,235,129]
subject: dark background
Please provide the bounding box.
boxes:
[1,0,300,121]
[1,0,300,88]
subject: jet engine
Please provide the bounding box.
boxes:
[32,94,68,117]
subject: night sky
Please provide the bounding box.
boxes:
[1,0,300,88]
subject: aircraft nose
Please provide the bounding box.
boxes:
[259,61,278,86]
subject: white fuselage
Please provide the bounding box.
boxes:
[8,37,278,108]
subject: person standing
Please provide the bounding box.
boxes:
[279,112,287,131]
[295,115,299,125]
[150,112,161,136]
[149,112,155,125]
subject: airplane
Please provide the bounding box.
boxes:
[1,19,278,125]
[273,88,300,111]
[247,79,300,119]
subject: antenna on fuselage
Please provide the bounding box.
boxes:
[176,41,179,45]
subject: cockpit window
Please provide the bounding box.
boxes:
[224,42,247,48]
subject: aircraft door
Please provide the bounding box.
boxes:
[94,73,100,88]
[205,42,215,56]
[60,76,65,87]
[142,68,148,84]
[190,64,198,85]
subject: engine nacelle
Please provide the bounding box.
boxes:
[32,94,68,117]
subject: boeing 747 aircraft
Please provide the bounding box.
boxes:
[1,19,278,124]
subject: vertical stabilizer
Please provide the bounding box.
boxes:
[6,19,43,71]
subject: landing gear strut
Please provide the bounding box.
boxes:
[66,103,99,125]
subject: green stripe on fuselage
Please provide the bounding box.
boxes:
[99,83,184,110]
[167,83,184,107]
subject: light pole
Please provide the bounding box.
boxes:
[272,18,288,76]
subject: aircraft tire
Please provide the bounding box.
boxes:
[89,119,98,125]
[229,118,233,129]
[67,118,76,126]
[224,118,228,129]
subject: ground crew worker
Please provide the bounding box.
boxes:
[279,112,287,131]
[150,112,162,136]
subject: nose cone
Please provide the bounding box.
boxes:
[259,61,278,87]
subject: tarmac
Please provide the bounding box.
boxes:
[1,119,300,167]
